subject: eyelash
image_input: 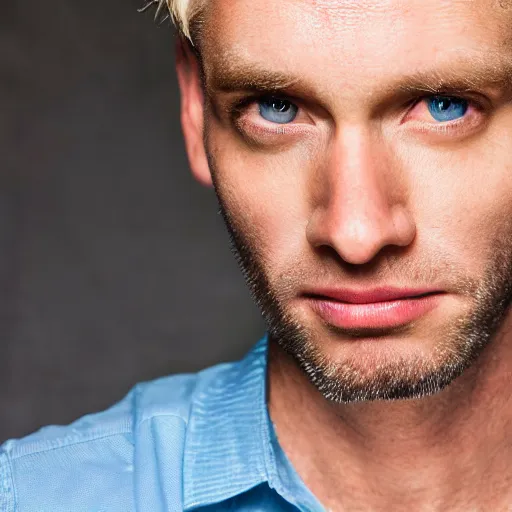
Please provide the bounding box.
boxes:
[228,93,487,138]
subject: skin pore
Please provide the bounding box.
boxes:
[176,0,512,509]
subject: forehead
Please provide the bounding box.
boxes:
[200,0,512,86]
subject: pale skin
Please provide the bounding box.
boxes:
[176,0,512,510]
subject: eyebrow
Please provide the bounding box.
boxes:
[205,50,512,98]
[397,56,512,94]
[207,61,301,94]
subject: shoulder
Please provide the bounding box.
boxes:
[0,363,232,512]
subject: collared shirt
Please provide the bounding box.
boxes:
[0,334,326,511]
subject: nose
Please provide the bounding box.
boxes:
[306,126,416,265]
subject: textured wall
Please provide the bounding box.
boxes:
[0,0,265,442]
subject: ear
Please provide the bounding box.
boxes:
[175,38,213,187]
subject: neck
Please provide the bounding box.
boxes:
[267,318,512,511]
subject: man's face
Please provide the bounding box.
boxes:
[192,0,512,402]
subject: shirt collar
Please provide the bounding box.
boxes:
[183,333,275,510]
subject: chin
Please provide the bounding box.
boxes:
[270,307,485,403]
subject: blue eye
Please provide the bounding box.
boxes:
[258,97,298,124]
[426,96,469,122]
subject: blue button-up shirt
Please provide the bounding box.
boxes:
[0,334,326,511]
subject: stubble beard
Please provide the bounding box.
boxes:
[211,179,512,404]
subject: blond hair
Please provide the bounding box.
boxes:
[141,0,199,42]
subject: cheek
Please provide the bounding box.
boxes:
[207,127,320,267]
[397,128,512,274]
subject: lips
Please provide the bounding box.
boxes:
[304,287,444,330]
[305,287,441,304]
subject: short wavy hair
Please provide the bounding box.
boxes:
[141,0,202,43]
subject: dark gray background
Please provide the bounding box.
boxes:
[0,0,265,442]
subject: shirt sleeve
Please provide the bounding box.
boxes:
[0,449,15,511]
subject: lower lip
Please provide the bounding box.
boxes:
[307,294,442,330]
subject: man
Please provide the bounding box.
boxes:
[2,0,512,510]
